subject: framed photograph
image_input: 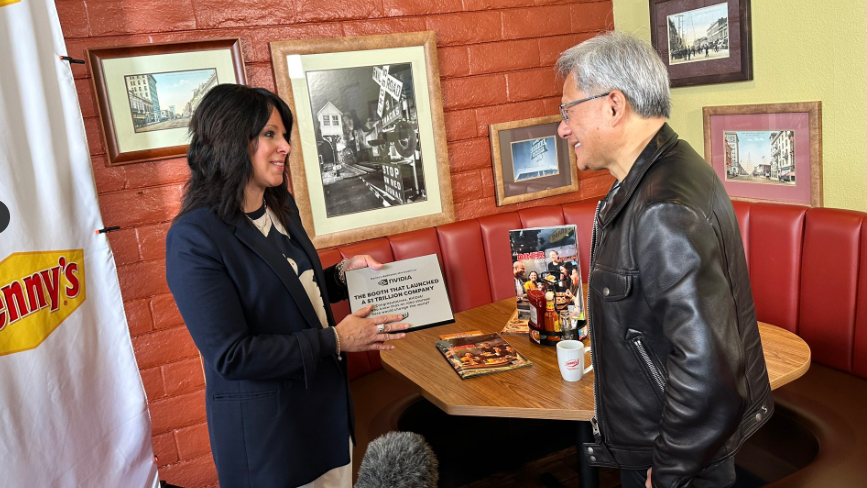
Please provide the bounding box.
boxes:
[270,31,454,249]
[489,115,578,206]
[87,39,246,166]
[703,102,822,207]
[649,0,752,87]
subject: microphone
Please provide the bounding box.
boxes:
[355,431,439,488]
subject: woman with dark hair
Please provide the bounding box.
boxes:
[166,84,408,488]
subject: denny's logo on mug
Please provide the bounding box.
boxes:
[556,340,592,382]
[0,250,86,356]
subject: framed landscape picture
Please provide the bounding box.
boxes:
[87,39,246,165]
[703,102,822,207]
[489,115,578,206]
[270,31,453,249]
[649,0,752,87]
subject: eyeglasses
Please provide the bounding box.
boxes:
[559,92,611,122]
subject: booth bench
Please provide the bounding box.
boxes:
[317,198,867,486]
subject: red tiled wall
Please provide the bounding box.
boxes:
[56,1,614,486]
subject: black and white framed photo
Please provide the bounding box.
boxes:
[270,32,453,249]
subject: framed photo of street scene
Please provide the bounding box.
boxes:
[87,39,245,166]
[270,31,454,249]
[703,102,822,207]
[649,0,752,87]
[489,115,578,207]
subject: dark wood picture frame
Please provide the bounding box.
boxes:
[87,39,246,166]
[489,115,578,207]
[649,0,752,87]
[270,31,454,249]
[703,101,822,207]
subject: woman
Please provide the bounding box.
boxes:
[523,271,539,293]
[165,84,408,488]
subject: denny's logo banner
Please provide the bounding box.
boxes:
[0,250,85,356]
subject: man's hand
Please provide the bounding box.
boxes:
[645,468,652,488]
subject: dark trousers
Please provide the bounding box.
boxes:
[620,457,736,488]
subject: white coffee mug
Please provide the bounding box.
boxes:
[556,340,593,382]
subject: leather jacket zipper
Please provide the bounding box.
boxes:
[588,200,602,437]
[632,337,665,394]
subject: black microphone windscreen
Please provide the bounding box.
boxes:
[355,431,439,488]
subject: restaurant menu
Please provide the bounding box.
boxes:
[436,331,532,379]
[346,254,454,332]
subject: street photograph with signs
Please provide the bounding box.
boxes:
[306,62,425,217]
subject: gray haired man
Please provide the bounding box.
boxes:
[557,32,772,488]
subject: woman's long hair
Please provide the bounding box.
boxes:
[176,84,294,227]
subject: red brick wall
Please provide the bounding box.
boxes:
[56,0,614,486]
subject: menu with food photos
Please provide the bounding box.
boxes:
[436,331,532,379]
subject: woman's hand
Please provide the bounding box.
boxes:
[335,305,409,352]
[344,254,383,273]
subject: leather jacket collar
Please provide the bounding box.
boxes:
[598,123,679,229]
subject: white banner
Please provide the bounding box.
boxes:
[0,1,157,486]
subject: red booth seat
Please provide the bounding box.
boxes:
[319,198,867,485]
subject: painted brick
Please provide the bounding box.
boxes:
[579,168,609,180]
[117,260,169,301]
[151,293,184,330]
[124,298,154,336]
[139,366,166,400]
[441,74,507,111]
[125,159,190,190]
[247,64,276,92]
[296,0,383,23]
[502,6,572,40]
[98,184,183,228]
[542,96,562,115]
[480,168,496,198]
[342,17,426,37]
[83,117,105,155]
[437,46,470,79]
[444,109,478,141]
[464,0,531,10]
[572,2,613,32]
[191,0,296,29]
[74,79,97,119]
[382,0,463,17]
[454,196,503,221]
[107,228,140,266]
[137,222,171,262]
[132,325,199,370]
[175,422,211,459]
[150,390,207,434]
[159,454,218,488]
[151,431,179,467]
[536,0,600,4]
[86,0,197,36]
[449,139,492,172]
[506,68,560,101]
[90,155,126,194]
[473,99,549,135]
[163,357,206,397]
[426,11,502,46]
[450,171,484,202]
[246,24,345,64]
[579,172,615,196]
[56,0,90,38]
[468,39,540,75]
[539,33,597,65]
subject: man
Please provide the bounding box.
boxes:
[546,250,573,279]
[513,260,527,299]
[556,32,772,488]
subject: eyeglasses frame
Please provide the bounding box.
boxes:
[559,92,611,122]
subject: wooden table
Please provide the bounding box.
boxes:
[381,298,811,486]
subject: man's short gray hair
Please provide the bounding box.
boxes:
[556,32,671,119]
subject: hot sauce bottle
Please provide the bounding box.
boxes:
[527,289,546,345]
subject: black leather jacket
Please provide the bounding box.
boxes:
[582,124,773,488]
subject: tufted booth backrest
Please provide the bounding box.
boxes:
[320,199,867,381]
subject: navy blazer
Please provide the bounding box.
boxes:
[166,195,354,488]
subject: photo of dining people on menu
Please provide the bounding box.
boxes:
[436,332,531,379]
[509,225,582,309]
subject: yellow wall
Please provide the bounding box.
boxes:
[612,0,867,212]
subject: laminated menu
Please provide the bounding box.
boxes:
[436,331,531,379]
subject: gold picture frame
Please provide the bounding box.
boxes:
[270,31,454,249]
[489,115,578,206]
